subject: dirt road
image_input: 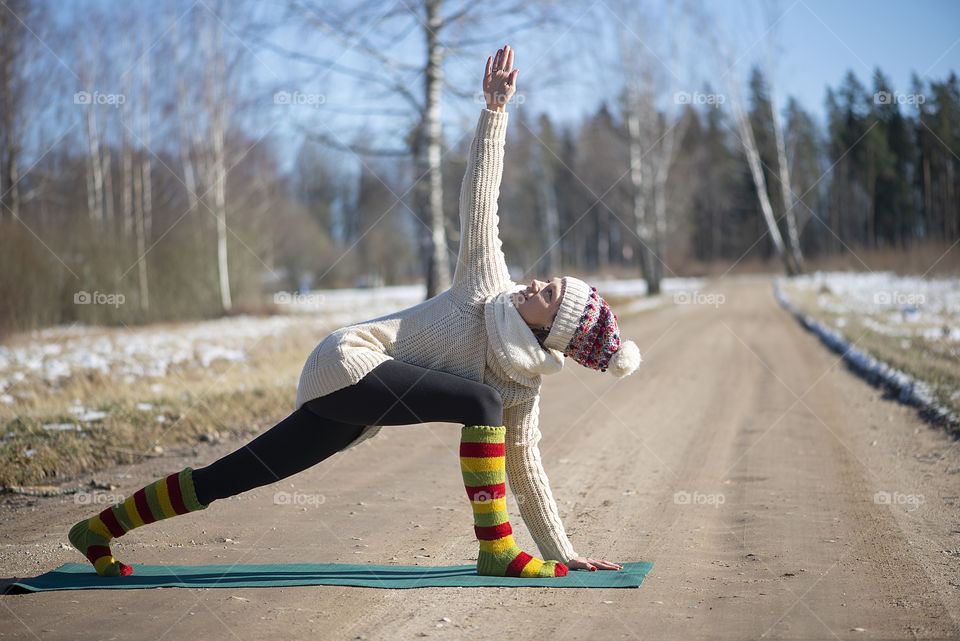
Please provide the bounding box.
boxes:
[2,275,958,640]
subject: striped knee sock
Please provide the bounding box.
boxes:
[460,425,568,578]
[68,468,208,577]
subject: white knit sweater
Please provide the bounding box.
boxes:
[295,109,578,563]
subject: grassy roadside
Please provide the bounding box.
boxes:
[779,280,960,424]
[0,320,327,488]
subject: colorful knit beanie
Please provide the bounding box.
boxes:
[543,277,642,378]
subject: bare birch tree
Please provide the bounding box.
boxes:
[120,44,134,239]
[77,37,105,225]
[729,78,795,274]
[171,13,200,217]
[258,0,554,298]
[615,0,688,294]
[699,5,795,275]
[199,2,236,312]
[761,0,805,272]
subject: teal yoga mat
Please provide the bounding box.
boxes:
[12,561,653,591]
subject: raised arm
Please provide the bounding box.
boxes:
[451,46,519,299]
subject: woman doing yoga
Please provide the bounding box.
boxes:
[68,45,641,579]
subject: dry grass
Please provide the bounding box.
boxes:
[781,283,960,422]
[0,318,332,487]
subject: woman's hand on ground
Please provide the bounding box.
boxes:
[565,555,624,571]
[483,45,518,112]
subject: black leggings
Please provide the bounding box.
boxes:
[192,359,503,505]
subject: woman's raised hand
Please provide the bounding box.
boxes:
[483,45,519,112]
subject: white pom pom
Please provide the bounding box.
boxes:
[608,340,641,378]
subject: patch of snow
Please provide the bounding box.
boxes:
[1,278,711,394]
[774,277,958,428]
[786,270,959,344]
[43,423,81,431]
[0,314,307,389]
[197,345,246,368]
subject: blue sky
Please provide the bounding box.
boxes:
[37,0,960,172]
[548,0,960,127]
[249,0,960,170]
[772,0,959,119]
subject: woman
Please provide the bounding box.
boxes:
[68,45,641,579]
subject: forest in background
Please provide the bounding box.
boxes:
[1,0,958,336]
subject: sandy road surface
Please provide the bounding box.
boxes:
[2,275,958,640]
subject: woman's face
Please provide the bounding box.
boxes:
[511,277,563,328]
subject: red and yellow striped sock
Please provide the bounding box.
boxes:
[68,468,208,577]
[460,424,568,578]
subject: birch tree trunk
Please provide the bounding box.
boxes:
[172,16,199,216]
[701,3,795,275]
[80,50,105,224]
[132,137,149,311]
[626,107,659,294]
[140,42,153,242]
[120,107,133,238]
[119,46,134,240]
[534,160,560,276]
[203,10,232,312]
[731,96,794,274]
[651,118,680,288]
[616,0,686,295]
[422,0,449,298]
[85,107,104,224]
[101,147,114,226]
[770,87,804,271]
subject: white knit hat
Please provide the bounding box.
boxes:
[543,277,592,353]
[543,276,642,378]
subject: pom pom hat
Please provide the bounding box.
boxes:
[543,277,642,377]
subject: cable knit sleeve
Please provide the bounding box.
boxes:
[451,109,513,300]
[502,395,579,563]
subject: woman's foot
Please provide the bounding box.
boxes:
[461,424,568,578]
[67,468,207,576]
[476,531,568,577]
[68,517,132,577]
